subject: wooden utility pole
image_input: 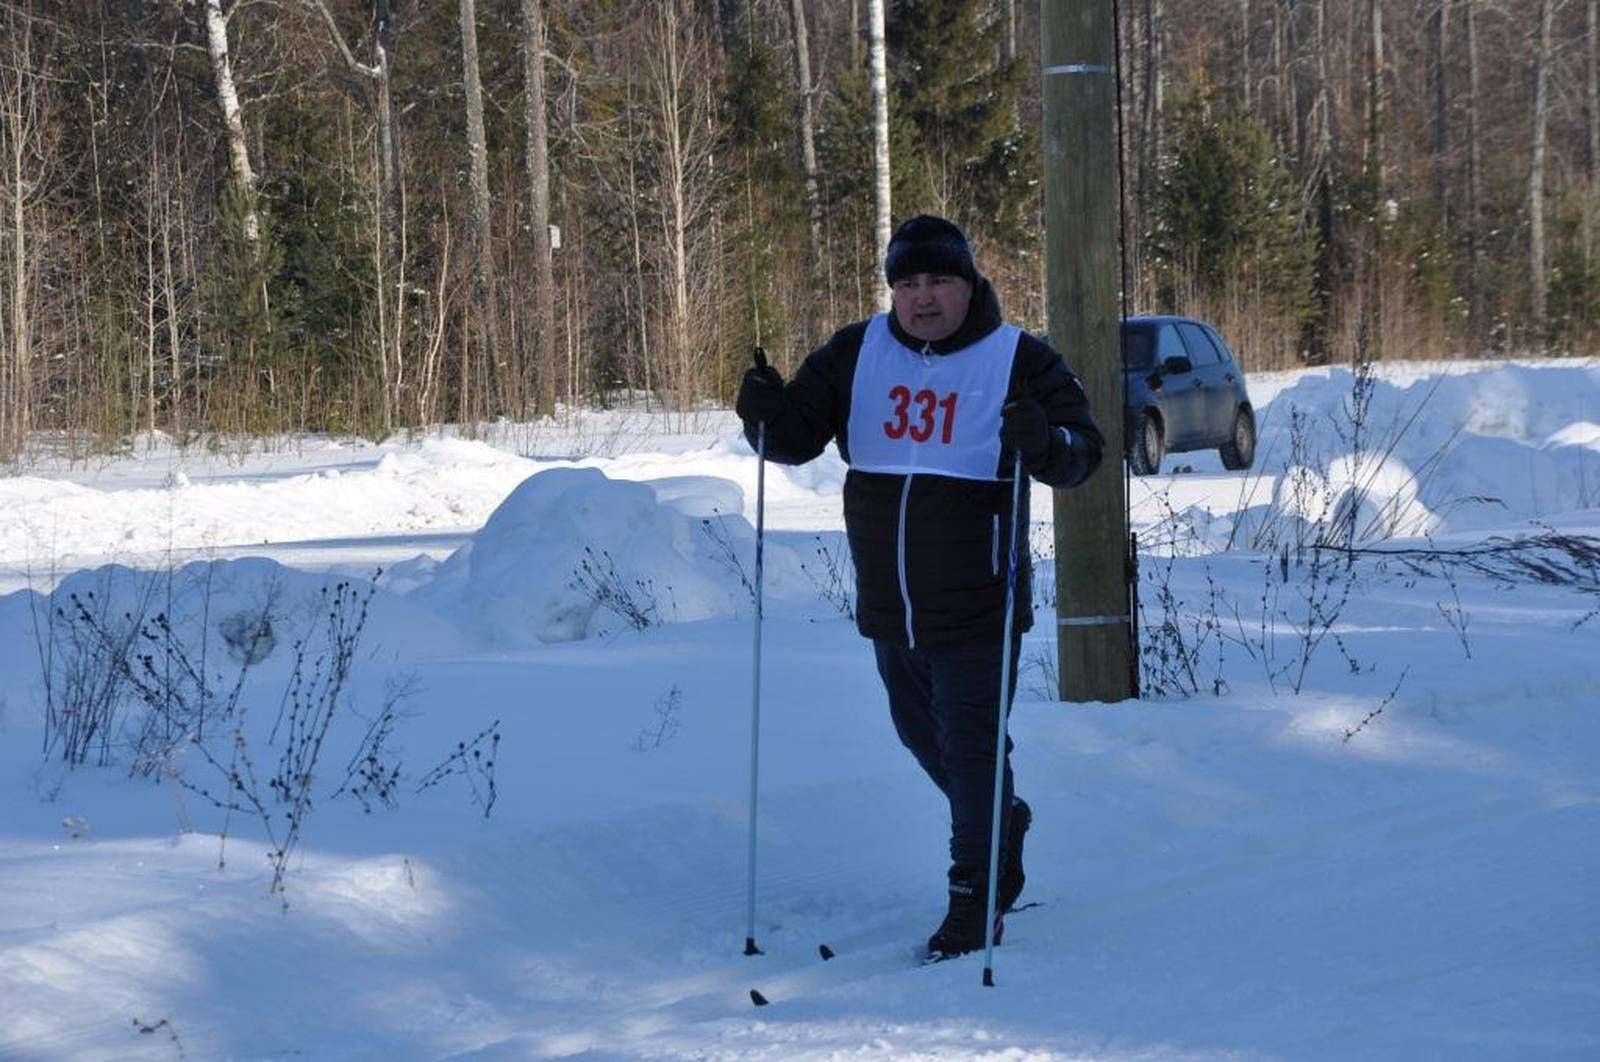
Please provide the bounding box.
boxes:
[1043,0,1134,702]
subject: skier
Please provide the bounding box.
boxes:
[736,215,1104,959]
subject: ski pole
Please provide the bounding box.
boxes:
[982,451,1025,987]
[744,347,770,957]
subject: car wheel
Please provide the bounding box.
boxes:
[1129,410,1164,476]
[1219,408,1256,470]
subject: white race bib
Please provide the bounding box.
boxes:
[847,315,1020,481]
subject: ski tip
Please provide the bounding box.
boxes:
[818,944,835,961]
[749,989,770,1007]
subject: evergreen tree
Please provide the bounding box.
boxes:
[1150,93,1317,331]
[260,97,374,382]
[722,15,806,374]
[887,0,1036,255]
[207,182,284,368]
[814,61,881,318]
[1549,194,1600,351]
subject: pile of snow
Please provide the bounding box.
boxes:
[1153,361,1600,549]
[1256,362,1600,530]
[0,557,472,710]
[409,466,808,645]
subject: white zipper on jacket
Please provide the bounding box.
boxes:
[897,473,915,647]
[893,338,938,647]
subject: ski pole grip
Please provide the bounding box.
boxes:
[752,346,769,372]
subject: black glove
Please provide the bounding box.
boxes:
[737,363,786,424]
[1000,398,1053,471]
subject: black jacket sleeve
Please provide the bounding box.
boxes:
[1011,333,1105,488]
[740,322,865,465]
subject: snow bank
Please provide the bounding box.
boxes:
[409,466,806,645]
[1255,362,1600,532]
[0,558,472,701]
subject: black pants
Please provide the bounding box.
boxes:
[873,635,1021,873]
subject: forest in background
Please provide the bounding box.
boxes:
[0,0,1595,456]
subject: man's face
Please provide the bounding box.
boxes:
[891,273,973,344]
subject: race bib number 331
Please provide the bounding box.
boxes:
[847,315,1021,481]
[883,386,960,444]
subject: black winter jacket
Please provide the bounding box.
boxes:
[745,277,1105,648]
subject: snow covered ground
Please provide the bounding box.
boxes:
[1,360,1597,1060]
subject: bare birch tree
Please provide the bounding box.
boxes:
[868,0,891,312]
[202,0,262,250]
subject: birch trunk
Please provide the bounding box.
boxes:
[868,0,891,312]
[786,0,823,263]
[521,0,557,414]
[202,0,260,248]
[1529,0,1553,333]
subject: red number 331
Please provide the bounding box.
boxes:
[883,386,959,444]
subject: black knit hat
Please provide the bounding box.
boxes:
[884,215,977,286]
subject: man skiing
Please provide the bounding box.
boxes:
[736,215,1105,959]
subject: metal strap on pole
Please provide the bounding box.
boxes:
[982,454,1025,986]
[744,421,766,956]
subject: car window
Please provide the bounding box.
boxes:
[1156,324,1188,363]
[1176,322,1221,366]
[1202,324,1236,363]
[1121,325,1155,370]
